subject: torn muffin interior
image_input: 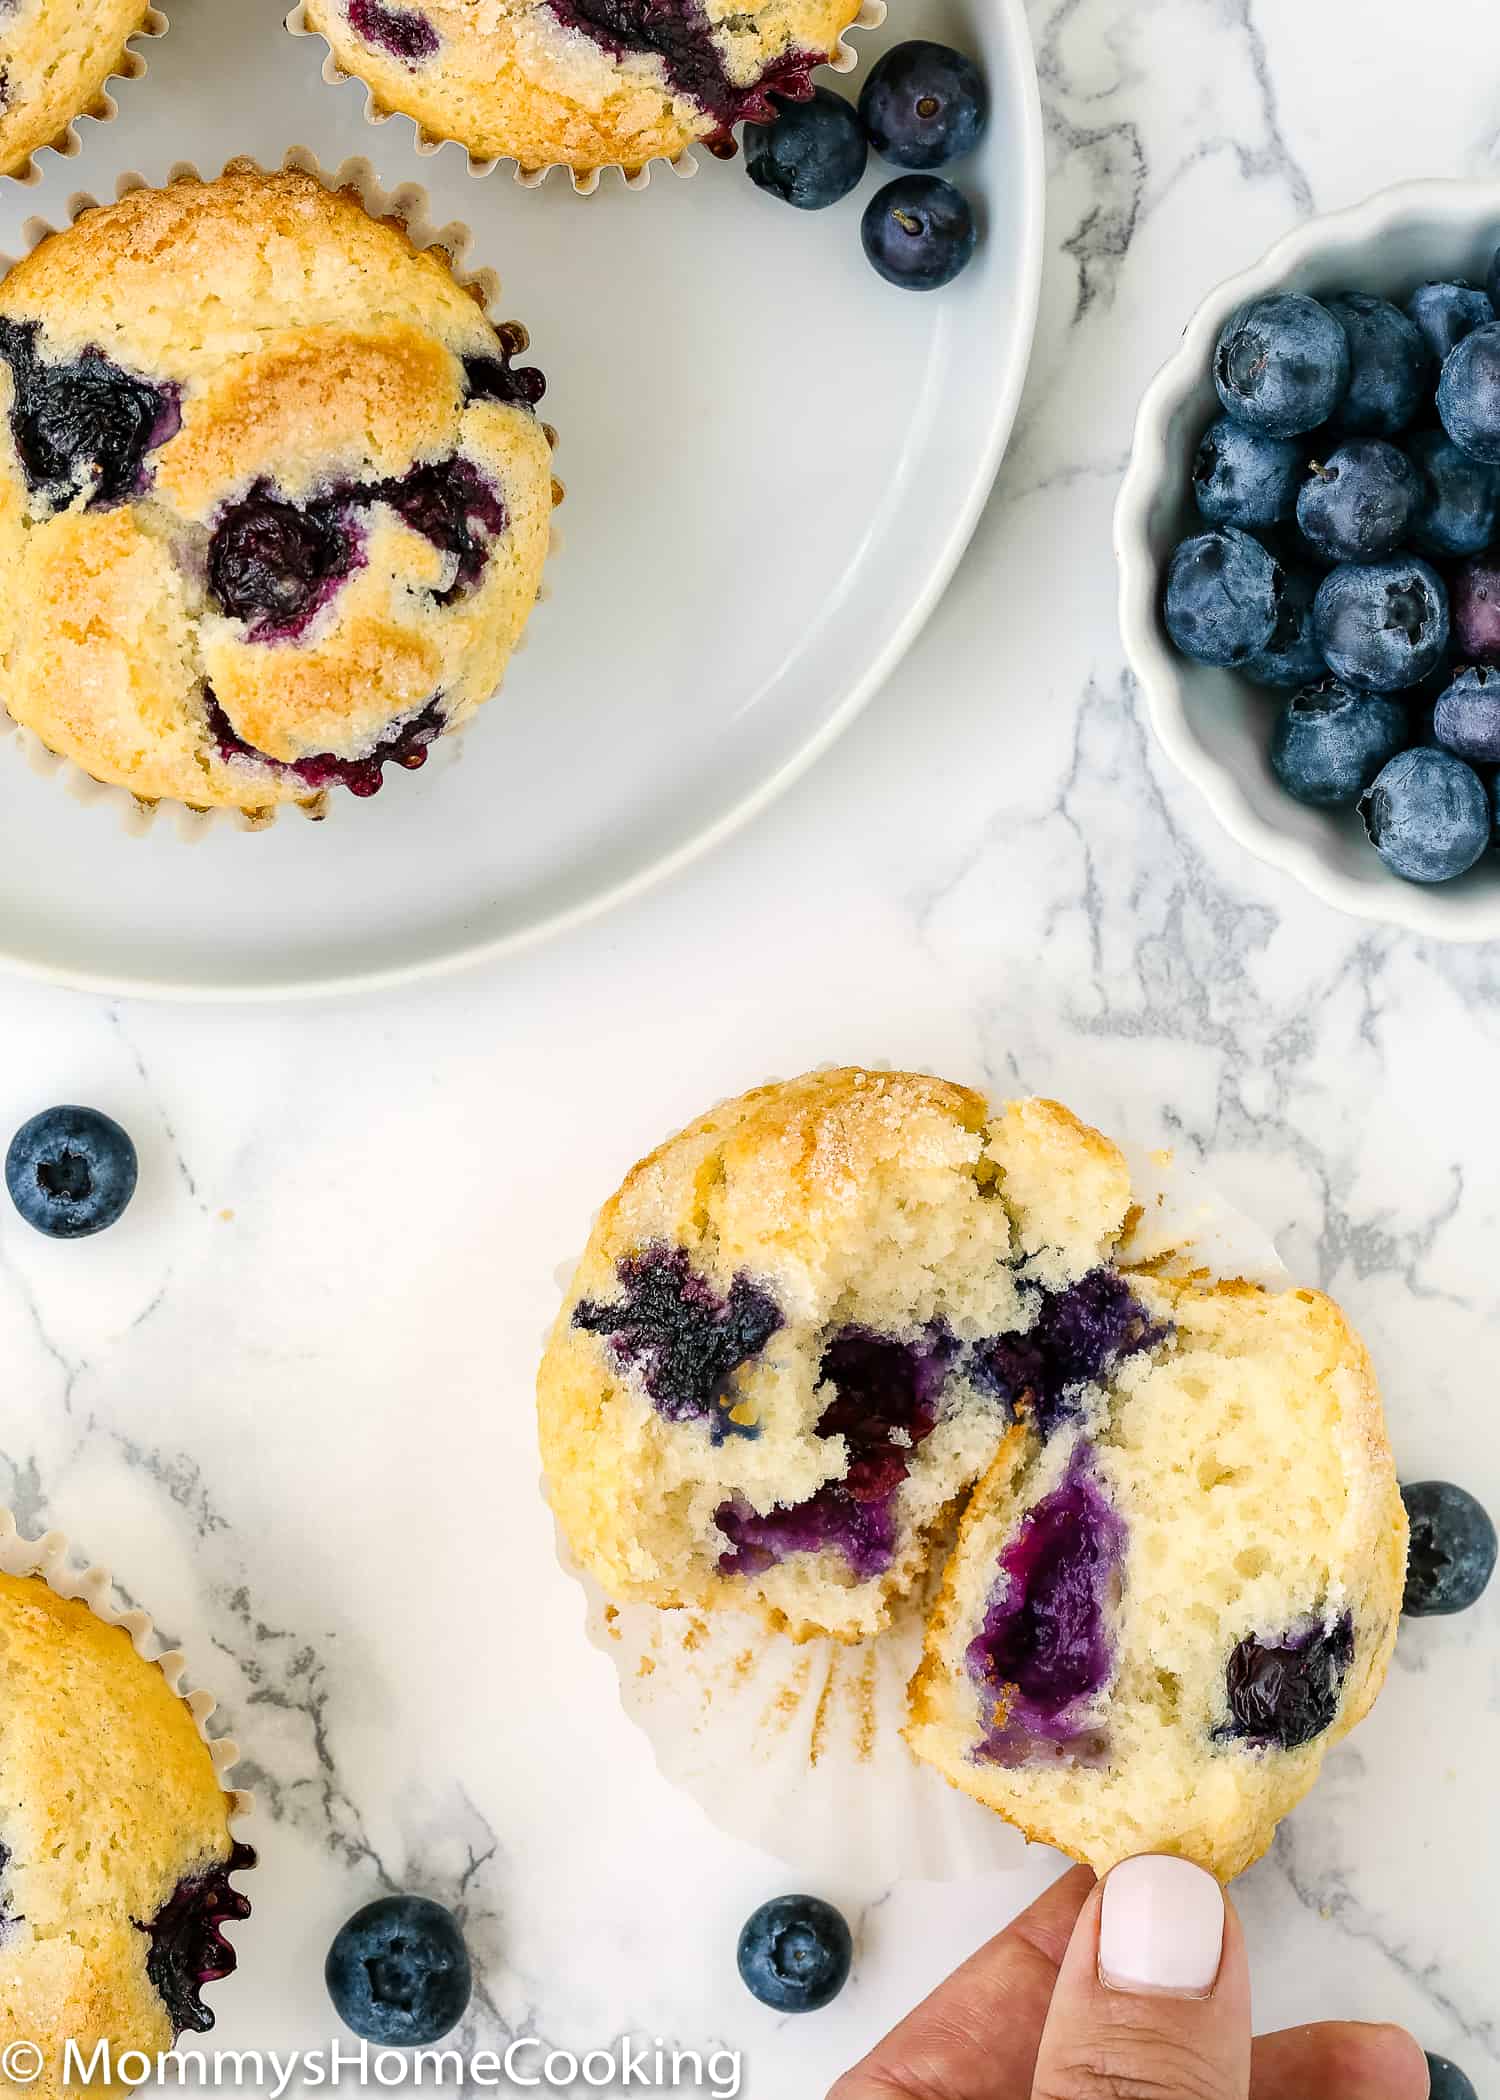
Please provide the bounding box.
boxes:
[907,1275,1405,1879]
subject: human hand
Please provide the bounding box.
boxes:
[830,1858,1430,2100]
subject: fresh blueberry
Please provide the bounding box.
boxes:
[861,176,976,291]
[6,1106,138,1239]
[1401,1482,1497,1616]
[1243,565,1325,689]
[744,88,866,209]
[1359,747,1491,882]
[1323,293,1431,436]
[857,40,988,170]
[1431,665,1500,765]
[1405,281,1494,365]
[1222,1615,1353,1750]
[1294,438,1420,563]
[1269,681,1408,808]
[1191,416,1304,530]
[1313,557,1448,691]
[1163,528,1282,667]
[1450,555,1500,662]
[1426,2055,1480,2100]
[1407,427,1500,557]
[326,1896,471,2046]
[737,1896,852,2013]
[1213,294,1350,438]
[1438,321,1500,462]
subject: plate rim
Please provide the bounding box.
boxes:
[7,4,1046,1005]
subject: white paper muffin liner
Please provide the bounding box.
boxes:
[284,0,886,194]
[0,1505,255,1945]
[548,1137,1290,1890]
[1,6,169,189]
[0,146,563,837]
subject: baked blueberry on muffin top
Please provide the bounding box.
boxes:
[0,0,155,179]
[0,1574,250,2092]
[0,161,556,817]
[300,0,869,177]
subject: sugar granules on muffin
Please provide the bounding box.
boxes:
[0,159,557,820]
[298,0,871,180]
[0,0,158,180]
[0,1573,251,2090]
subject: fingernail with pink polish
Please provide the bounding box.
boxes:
[1098,1855,1225,2000]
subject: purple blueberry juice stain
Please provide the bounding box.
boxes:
[714,1326,959,1581]
[573,1244,782,1439]
[378,458,508,603]
[0,318,180,510]
[966,1446,1126,1766]
[139,1840,255,2036]
[347,0,439,63]
[543,0,822,149]
[1221,1614,1354,1750]
[204,690,447,799]
[971,1269,1168,1438]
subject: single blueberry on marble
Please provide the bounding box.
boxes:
[0,318,178,509]
[1401,1482,1496,1616]
[1322,293,1431,436]
[1425,2053,1480,2100]
[1269,681,1408,809]
[737,1895,852,2014]
[714,1325,958,1580]
[970,1269,1166,1438]
[142,1843,255,2035]
[744,88,866,210]
[6,1106,138,1239]
[326,1895,471,2046]
[1359,747,1491,883]
[967,1448,1126,1765]
[1163,528,1283,668]
[1212,294,1350,438]
[857,41,988,170]
[1221,1615,1353,1750]
[573,1244,782,1435]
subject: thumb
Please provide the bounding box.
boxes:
[1030,1855,1251,2100]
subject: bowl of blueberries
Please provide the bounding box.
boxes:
[1116,180,1500,937]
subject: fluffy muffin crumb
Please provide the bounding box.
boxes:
[0,0,152,179]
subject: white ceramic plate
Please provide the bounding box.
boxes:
[0,0,1044,1000]
[1117,179,1500,943]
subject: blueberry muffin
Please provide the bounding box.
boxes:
[298,0,867,178]
[907,1278,1407,1880]
[0,161,556,817]
[0,1574,251,2090]
[537,1069,1144,1642]
[0,1,155,180]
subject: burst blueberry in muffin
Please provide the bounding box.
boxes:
[537,1068,1144,1642]
[0,1574,251,2090]
[0,161,556,818]
[0,0,156,179]
[906,1276,1406,1879]
[297,0,869,179]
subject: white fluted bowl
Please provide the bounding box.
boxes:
[1116,179,1500,942]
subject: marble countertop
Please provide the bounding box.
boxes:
[6,0,1499,2093]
